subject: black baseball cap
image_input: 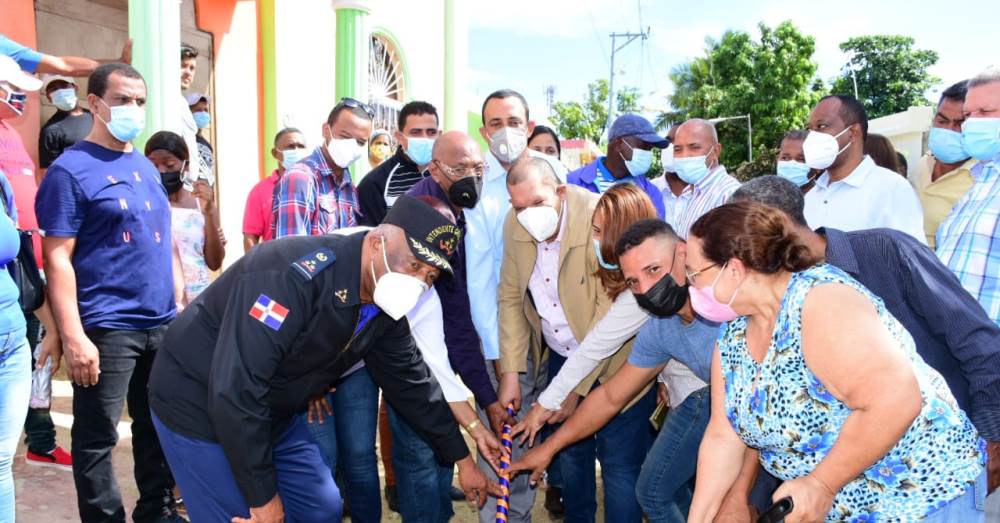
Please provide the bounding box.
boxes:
[383,196,461,274]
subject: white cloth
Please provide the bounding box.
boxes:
[527,203,578,357]
[804,155,926,243]
[659,359,707,407]
[177,93,212,182]
[407,287,471,402]
[662,185,693,231]
[536,290,649,410]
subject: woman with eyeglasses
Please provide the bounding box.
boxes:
[686,201,986,523]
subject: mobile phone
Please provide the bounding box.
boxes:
[649,401,668,431]
[756,497,793,523]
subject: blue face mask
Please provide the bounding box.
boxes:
[405,137,435,166]
[928,127,969,164]
[98,99,145,143]
[776,160,813,187]
[674,154,711,185]
[592,238,619,270]
[192,110,211,129]
[281,147,308,170]
[51,88,77,112]
[962,118,1000,162]
[620,141,654,177]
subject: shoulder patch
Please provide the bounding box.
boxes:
[291,248,336,280]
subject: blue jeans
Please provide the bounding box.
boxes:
[635,386,711,522]
[305,367,380,523]
[153,412,342,522]
[386,403,453,522]
[549,352,656,523]
[0,327,29,522]
[923,468,986,522]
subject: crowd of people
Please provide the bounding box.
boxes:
[0,30,998,523]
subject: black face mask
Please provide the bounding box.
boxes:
[634,273,688,318]
[160,171,183,194]
[448,175,483,209]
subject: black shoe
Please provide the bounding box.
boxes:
[149,510,189,523]
[545,486,565,518]
[385,484,400,513]
[449,485,465,501]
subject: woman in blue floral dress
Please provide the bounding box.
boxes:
[686,202,986,523]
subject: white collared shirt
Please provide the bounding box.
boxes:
[527,203,578,358]
[804,156,926,243]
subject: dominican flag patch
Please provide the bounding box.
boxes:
[249,294,289,331]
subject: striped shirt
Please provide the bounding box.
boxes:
[936,160,1000,325]
[672,165,741,239]
[272,146,358,238]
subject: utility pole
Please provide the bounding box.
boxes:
[606,27,649,140]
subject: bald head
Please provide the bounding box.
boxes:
[432,130,481,164]
[507,156,560,187]
[673,118,721,162]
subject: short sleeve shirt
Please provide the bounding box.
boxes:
[243,171,279,241]
[0,121,41,267]
[628,314,719,382]
[0,34,42,73]
[35,141,175,330]
[39,111,94,168]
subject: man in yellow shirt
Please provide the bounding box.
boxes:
[911,80,975,247]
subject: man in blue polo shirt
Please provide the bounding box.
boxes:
[35,63,180,523]
[567,113,668,217]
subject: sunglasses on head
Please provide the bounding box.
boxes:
[337,97,375,119]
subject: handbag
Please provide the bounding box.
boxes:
[0,181,45,313]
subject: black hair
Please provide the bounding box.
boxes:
[87,63,145,98]
[181,44,198,61]
[782,129,809,142]
[481,89,529,125]
[144,130,190,163]
[274,127,303,147]
[327,103,373,127]
[729,175,808,227]
[820,94,868,141]
[529,125,562,157]
[938,80,968,107]
[614,219,678,258]
[398,101,438,131]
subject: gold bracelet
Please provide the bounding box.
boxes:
[463,419,480,433]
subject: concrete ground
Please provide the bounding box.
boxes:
[14,378,602,522]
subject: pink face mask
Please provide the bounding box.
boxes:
[689,262,742,323]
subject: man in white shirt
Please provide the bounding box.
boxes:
[802,95,925,242]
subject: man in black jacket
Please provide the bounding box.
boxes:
[149,196,497,523]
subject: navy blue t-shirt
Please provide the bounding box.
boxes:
[35,141,175,330]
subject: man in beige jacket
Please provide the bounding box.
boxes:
[496,157,656,521]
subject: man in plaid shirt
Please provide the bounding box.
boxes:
[272,97,373,238]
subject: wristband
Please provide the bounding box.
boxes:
[463,419,480,433]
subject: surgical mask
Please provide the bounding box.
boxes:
[776,160,813,187]
[802,128,852,170]
[51,88,77,112]
[661,143,675,172]
[517,204,560,242]
[97,100,145,143]
[371,235,428,321]
[674,155,712,185]
[370,143,391,162]
[405,137,435,165]
[689,262,742,323]
[327,137,365,169]
[961,117,1000,162]
[447,175,482,209]
[635,273,688,318]
[489,127,527,164]
[620,142,654,177]
[192,110,211,129]
[592,239,619,270]
[280,148,308,170]
[928,127,968,164]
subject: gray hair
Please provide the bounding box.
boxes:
[782,129,809,142]
[507,156,559,187]
[968,66,1000,89]
[729,175,808,227]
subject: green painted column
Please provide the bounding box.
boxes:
[444,0,469,133]
[334,4,369,102]
[260,0,279,177]
[128,0,181,151]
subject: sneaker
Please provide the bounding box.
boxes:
[385,484,400,513]
[25,446,73,470]
[150,510,189,523]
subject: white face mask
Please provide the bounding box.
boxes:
[802,128,853,170]
[661,143,675,172]
[517,204,560,242]
[489,127,528,164]
[326,137,365,169]
[371,236,428,321]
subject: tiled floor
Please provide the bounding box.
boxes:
[13,379,593,522]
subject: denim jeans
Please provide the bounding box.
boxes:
[22,313,56,454]
[923,468,986,522]
[386,403,453,522]
[305,367,381,523]
[549,352,657,523]
[72,327,175,523]
[0,327,30,522]
[635,386,711,522]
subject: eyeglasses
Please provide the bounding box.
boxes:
[434,160,488,179]
[685,262,718,284]
[337,97,375,119]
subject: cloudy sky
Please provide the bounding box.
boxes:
[468,0,996,123]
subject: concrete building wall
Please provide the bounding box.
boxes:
[869,105,934,179]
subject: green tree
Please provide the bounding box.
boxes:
[550,79,640,144]
[660,21,824,175]
[831,35,939,119]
